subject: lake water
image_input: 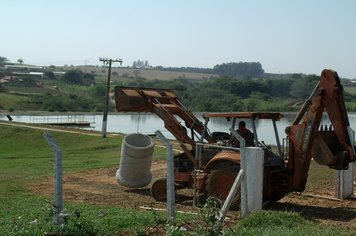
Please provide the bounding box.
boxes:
[1,112,356,145]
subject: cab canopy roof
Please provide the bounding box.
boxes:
[203,112,283,121]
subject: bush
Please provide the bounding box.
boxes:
[43,71,56,80]
[62,70,95,85]
[59,210,97,236]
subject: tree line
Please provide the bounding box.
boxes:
[2,55,356,113]
[122,73,331,112]
[134,60,264,78]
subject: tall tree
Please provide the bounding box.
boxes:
[213,62,264,78]
[0,56,9,64]
[62,69,84,84]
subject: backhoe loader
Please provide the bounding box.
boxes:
[114,69,356,204]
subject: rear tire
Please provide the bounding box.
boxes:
[206,167,241,208]
[151,178,167,201]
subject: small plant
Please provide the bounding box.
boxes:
[58,209,97,236]
[198,197,224,235]
[165,222,182,236]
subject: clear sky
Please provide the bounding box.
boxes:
[1,0,356,78]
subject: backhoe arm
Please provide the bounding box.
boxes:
[285,69,356,192]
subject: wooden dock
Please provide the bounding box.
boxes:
[30,115,95,127]
[42,121,93,127]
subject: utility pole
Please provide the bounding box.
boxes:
[99,57,122,138]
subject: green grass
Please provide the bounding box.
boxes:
[232,210,350,236]
[5,85,55,95]
[0,126,118,181]
[344,86,356,95]
[0,195,164,235]
[0,93,30,110]
[0,123,352,235]
[0,123,169,235]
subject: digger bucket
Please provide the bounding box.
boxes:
[114,87,153,112]
[312,129,349,170]
[114,86,178,113]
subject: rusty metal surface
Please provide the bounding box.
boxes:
[285,69,356,192]
[114,86,216,162]
[204,150,240,172]
[114,86,176,112]
[311,132,339,166]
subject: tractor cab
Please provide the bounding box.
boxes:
[201,112,284,158]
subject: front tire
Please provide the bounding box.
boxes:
[205,167,241,208]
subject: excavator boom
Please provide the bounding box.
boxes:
[285,69,356,192]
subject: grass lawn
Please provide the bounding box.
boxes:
[0,123,352,235]
[0,93,31,111]
[0,123,170,235]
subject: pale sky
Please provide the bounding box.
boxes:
[1,0,356,78]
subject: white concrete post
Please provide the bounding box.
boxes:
[336,127,355,199]
[336,163,354,199]
[224,128,264,219]
[155,130,175,224]
[241,147,264,217]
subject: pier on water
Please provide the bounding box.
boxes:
[29,115,95,127]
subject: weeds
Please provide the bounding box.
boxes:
[197,197,224,235]
[57,209,97,236]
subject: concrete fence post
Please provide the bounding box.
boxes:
[241,147,264,217]
[221,128,264,219]
[336,163,354,199]
[43,132,63,225]
[336,127,355,199]
[155,130,175,224]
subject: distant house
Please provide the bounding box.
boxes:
[4,64,45,73]
[0,64,45,77]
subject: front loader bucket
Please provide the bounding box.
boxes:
[114,87,153,112]
[114,86,178,113]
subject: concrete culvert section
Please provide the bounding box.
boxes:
[116,133,155,188]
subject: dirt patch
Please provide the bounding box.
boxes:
[29,160,356,231]
[270,194,356,231]
[30,161,197,210]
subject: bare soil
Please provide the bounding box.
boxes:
[29,160,356,231]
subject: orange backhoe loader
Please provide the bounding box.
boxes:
[114,69,356,204]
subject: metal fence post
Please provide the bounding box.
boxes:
[43,132,63,225]
[229,128,248,217]
[218,169,244,221]
[155,130,175,224]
